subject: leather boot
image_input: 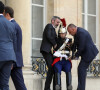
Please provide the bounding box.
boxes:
[66,72,72,90]
[54,73,61,90]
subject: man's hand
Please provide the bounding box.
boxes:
[11,64,13,70]
[54,44,57,49]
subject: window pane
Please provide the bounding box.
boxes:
[88,16,96,43]
[32,39,42,57]
[88,0,96,15]
[82,0,85,13]
[32,6,43,38]
[82,15,85,28]
[32,0,43,5]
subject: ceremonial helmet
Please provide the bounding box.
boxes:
[59,27,67,33]
[58,18,67,33]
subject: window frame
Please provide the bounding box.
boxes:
[31,0,46,57]
[82,0,99,59]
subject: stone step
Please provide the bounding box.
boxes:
[9,73,100,90]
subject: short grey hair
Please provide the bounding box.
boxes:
[67,24,76,28]
[51,16,60,22]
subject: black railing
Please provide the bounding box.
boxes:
[32,56,48,77]
[87,59,100,77]
[32,56,100,77]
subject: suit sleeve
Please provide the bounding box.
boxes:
[46,28,57,46]
[16,25,22,51]
[71,43,76,51]
[12,26,17,53]
[75,33,86,58]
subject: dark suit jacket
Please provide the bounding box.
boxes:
[0,15,17,62]
[11,19,23,67]
[73,27,99,62]
[40,24,57,53]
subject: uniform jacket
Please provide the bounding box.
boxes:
[52,37,72,66]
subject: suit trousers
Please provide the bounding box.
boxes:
[42,52,54,90]
[77,59,92,90]
[11,67,27,90]
[0,61,13,90]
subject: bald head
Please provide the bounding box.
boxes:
[67,24,76,28]
[67,24,77,36]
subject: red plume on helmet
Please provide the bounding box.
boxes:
[60,18,66,27]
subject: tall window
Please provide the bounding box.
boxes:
[31,0,46,57]
[82,0,99,59]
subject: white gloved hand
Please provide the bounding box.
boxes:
[53,51,61,57]
[60,54,68,60]
[53,51,68,60]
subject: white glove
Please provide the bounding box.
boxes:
[53,51,62,57]
[60,54,68,60]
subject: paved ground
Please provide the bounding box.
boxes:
[61,75,100,90]
[9,74,100,90]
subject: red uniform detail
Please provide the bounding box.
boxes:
[60,18,66,27]
[52,57,60,66]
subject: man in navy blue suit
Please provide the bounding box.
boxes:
[0,1,17,90]
[67,24,99,90]
[4,6,27,90]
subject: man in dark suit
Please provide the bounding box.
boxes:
[0,1,17,90]
[67,24,99,90]
[4,6,27,90]
[40,16,60,90]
